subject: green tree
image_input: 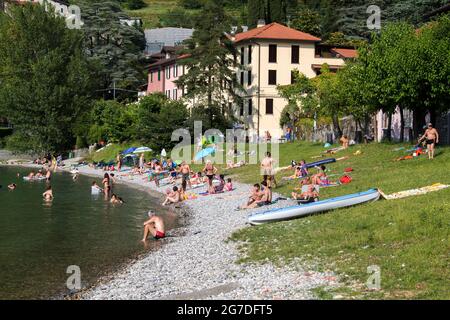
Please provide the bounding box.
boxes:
[136,94,189,151]
[75,0,146,101]
[176,0,242,129]
[247,0,265,28]
[0,4,94,153]
[291,8,321,36]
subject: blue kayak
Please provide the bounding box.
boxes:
[248,189,380,225]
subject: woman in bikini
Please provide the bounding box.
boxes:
[202,160,218,194]
[102,173,111,195]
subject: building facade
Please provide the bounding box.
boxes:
[232,22,354,139]
[146,47,187,100]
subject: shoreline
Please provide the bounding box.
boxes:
[2,162,340,300]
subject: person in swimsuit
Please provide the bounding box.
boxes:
[110,194,124,204]
[162,186,181,206]
[43,186,53,201]
[116,153,122,172]
[102,173,111,194]
[8,183,17,190]
[261,152,277,188]
[202,160,218,193]
[419,123,439,159]
[178,161,191,191]
[142,211,165,241]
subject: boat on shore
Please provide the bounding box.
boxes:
[248,189,380,225]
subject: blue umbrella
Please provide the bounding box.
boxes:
[194,147,215,161]
[133,146,153,154]
[122,147,137,155]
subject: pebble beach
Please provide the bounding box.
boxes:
[66,165,340,300]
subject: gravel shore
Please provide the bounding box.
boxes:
[2,161,339,299]
[65,165,339,300]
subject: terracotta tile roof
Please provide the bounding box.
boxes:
[330,48,358,58]
[234,22,321,43]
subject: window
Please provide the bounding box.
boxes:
[291,70,295,84]
[173,65,178,77]
[166,90,170,99]
[265,99,273,115]
[247,70,252,86]
[240,47,245,65]
[268,70,277,85]
[248,99,253,116]
[291,45,300,64]
[269,44,277,63]
[150,72,153,83]
[248,45,252,64]
[166,67,171,79]
[240,71,244,86]
[239,101,244,116]
[158,70,161,81]
[173,89,177,100]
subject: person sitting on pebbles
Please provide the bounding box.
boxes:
[142,211,165,241]
[292,184,319,203]
[238,181,272,210]
[162,186,181,206]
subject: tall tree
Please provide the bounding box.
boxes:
[74,0,146,101]
[0,3,94,153]
[291,8,321,36]
[247,0,265,28]
[176,0,242,130]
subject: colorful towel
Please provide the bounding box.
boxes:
[379,183,449,200]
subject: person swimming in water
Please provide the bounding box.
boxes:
[142,211,166,241]
[43,186,53,201]
[110,194,124,204]
[8,183,17,190]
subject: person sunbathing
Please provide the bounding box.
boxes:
[292,184,319,203]
[239,181,272,210]
[142,211,165,241]
[190,172,203,186]
[214,174,226,193]
[162,186,181,206]
[311,165,328,185]
[224,178,233,192]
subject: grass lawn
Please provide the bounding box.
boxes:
[218,142,449,299]
[125,0,246,29]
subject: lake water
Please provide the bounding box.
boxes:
[0,166,178,299]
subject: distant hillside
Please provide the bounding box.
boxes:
[76,0,449,35]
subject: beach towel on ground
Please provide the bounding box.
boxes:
[379,183,449,200]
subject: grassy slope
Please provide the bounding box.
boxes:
[219,142,450,299]
[125,0,245,29]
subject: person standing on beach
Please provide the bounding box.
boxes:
[419,123,439,159]
[178,161,191,191]
[202,160,218,194]
[139,153,145,172]
[116,153,122,172]
[261,152,277,188]
[142,211,166,241]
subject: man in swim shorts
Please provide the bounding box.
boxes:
[261,152,277,188]
[178,161,191,191]
[419,123,439,160]
[142,211,166,241]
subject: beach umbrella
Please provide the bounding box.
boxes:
[121,147,137,155]
[194,147,215,161]
[161,149,167,157]
[133,147,152,154]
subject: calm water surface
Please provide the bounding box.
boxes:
[0,166,178,299]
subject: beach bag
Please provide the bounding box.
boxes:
[339,175,352,184]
